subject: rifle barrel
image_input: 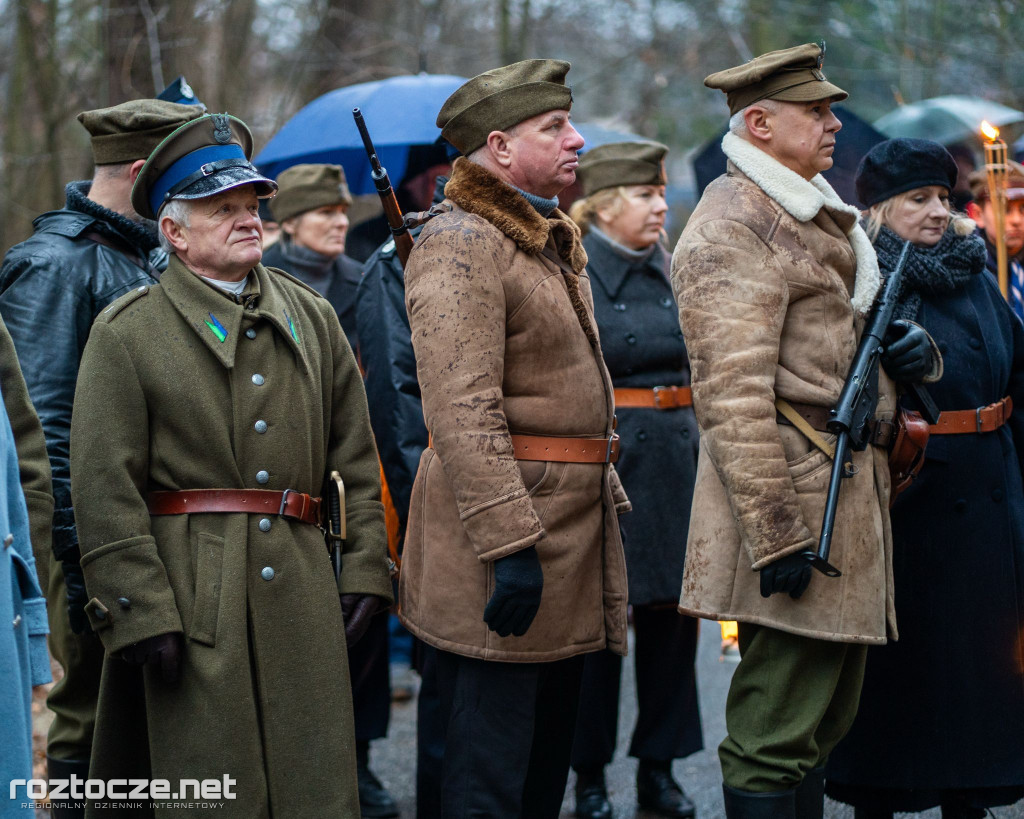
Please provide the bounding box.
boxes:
[353,108,382,173]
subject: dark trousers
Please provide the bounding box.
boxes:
[571,605,703,772]
[350,609,391,742]
[416,642,445,819]
[436,649,585,819]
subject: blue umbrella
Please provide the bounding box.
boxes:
[255,74,466,194]
[575,122,646,152]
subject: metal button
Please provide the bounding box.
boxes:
[245,328,257,339]
[637,430,647,442]
[117,597,131,609]
[256,470,270,484]
[3,533,12,548]
[660,296,673,308]
[259,518,272,532]
[680,427,690,438]
[254,420,268,434]
[613,303,627,312]
[94,608,107,621]
[12,614,21,628]
[261,566,275,581]
[969,338,982,350]
[252,373,265,386]
[625,333,637,345]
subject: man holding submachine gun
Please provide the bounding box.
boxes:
[671,42,940,819]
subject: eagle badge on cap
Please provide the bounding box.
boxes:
[212,114,233,145]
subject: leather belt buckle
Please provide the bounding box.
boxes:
[652,386,672,410]
[278,488,303,521]
[606,433,620,463]
[976,406,984,434]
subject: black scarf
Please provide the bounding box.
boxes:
[65,181,160,253]
[873,223,987,321]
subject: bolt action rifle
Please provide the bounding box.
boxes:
[353,108,414,266]
[810,239,939,577]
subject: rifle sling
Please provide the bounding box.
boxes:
[775,398,836,460]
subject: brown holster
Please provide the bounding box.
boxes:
[888,408,930,506]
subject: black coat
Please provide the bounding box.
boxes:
[0,181,164,564]
[585,230,699,605]
[827,267,1024,803]
[260,240,363,345]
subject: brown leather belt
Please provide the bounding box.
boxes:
[509,434,620,464]
[929,396,1012,435]
[614,386,692,410]
[147,489,323,526]
[776,401,896,448]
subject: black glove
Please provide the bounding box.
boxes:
[341,594,385,647]
[759,552,813,600]
[120,632,184,683]
[61,562,92,635]
[881,319,932,382]
[483,546,544,637]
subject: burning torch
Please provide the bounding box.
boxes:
[981,120,1009,300]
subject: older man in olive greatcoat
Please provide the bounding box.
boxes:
[400,60,631,818]
[671,43,938,818]
[70,113,392,818]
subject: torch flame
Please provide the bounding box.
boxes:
[982,120,1000,141]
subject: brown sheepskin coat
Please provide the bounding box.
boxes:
[400,157,631,662]
[671,133,938,645]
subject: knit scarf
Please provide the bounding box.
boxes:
[269,238,334,297]
[872,223,987,321]
[65,181,160,253]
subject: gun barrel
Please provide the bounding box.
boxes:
[353,108,383,173]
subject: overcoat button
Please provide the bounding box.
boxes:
[675,329,683,339]
[94,608,107,621]
[254,420,268,433]
[256,470,270,484]
[969,338,982,350]
[117,597,131,609]
[613,303,627,312]
[660,296,673,308]
[953,499,967,514]
[3,533,11,548]
[251,373,265,386]
[625,333,637,345]
[261,567,275,581]
[625,367,634,376]
[12,614,21,628]
[680,427,690,438]
[637,430,648,441]
[245,328,257,339]
[259,518,272,532]
[992,488,1004,502]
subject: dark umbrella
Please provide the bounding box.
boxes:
[691,105,887,206]
[875,95,1023,145]
[255,74,466,193]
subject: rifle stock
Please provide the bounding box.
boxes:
[353,108,414,266]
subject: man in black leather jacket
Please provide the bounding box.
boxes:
[0,98,201,813]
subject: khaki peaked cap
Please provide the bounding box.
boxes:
[270,164,352,223]
[77,99,204,165]
[437,59,573,155]
[968,160,1024,202]
[578,141,668,197]
[705,42,848,116]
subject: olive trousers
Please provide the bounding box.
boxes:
[719,622,868,792]
[45,566,104,761]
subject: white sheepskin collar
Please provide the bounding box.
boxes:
[721,131,880,315]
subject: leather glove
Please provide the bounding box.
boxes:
[759,552,813,600]
[881,319,933,382]
[61,562,92,635]
[483,546,544,637]
[340,594,386,648]
[120,632,184,683]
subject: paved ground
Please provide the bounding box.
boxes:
[372,619,1024,819]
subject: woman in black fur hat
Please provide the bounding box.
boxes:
[825,138,1024,819]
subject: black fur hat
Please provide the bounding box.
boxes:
[855,138,958,208]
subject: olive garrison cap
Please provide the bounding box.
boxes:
[131,113,277,221]
[704,42,848,117]
[77,99,205,165]
[269,163,352,223]
[578,141,669,197]
[968,159,1024,202]
[437,59,573,155]
[855,139,959,208]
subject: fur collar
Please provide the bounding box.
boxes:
[444,158,588,273]
[721,132,880,315]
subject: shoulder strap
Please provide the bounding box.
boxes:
[775,398,835,459]
[83,230,147,271]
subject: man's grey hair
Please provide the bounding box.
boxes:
[729,98,781,136]
[157,198,192,254]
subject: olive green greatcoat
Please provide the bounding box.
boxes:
[400,158,631,663]
[0,315,53,586]
[70,255,392,817]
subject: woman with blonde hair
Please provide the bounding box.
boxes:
[567,142,702,819]
[826,138,1024,819]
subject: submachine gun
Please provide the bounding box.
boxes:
[810,239,938,577]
